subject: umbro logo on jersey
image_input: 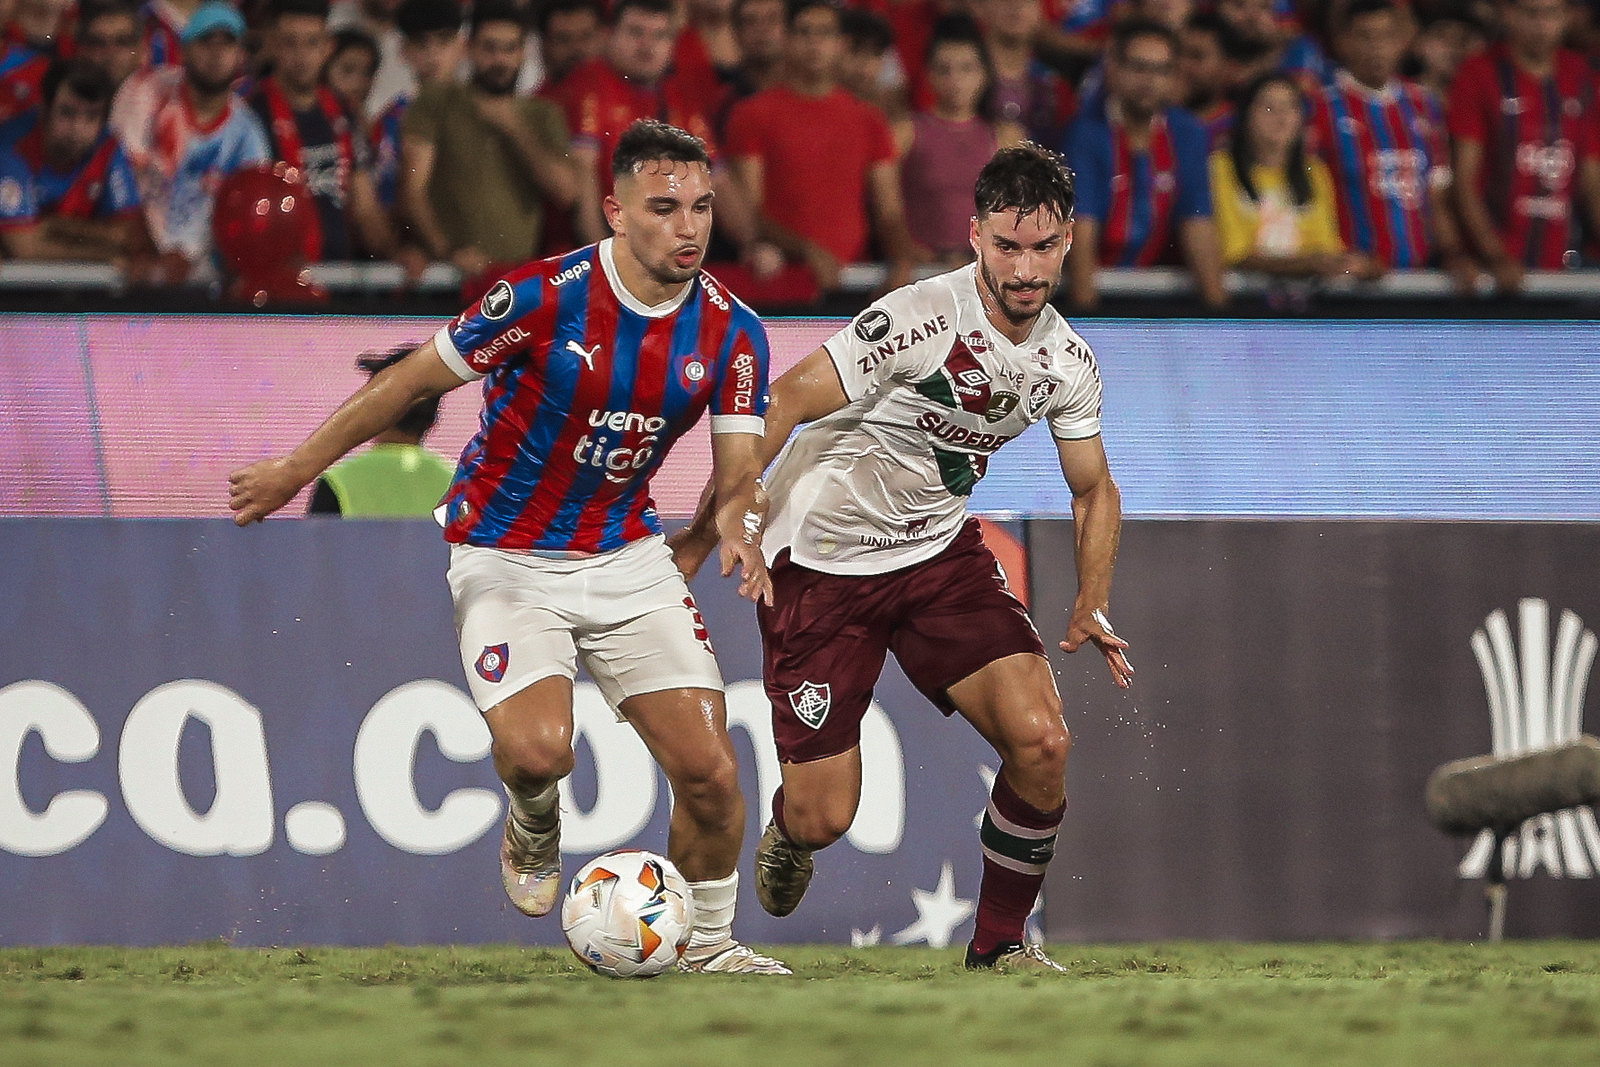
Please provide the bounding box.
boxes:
[854,308,892,343]
[788,681,832,730]
[565,339,599,369]
[481,280,514,320]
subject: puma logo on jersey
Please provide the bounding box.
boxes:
[566,340,599,370]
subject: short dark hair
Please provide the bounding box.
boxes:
[611,119,711,179]
[357,347,442,438]
[974,142,1076,223]
[610,0,673,25]
[1338,0,1400,33]
[329,28,379,73]
[1183,9,1228,44]
[787,0,841,29]
[396,0,460,39]
[534,0,603,35]
[470,0,526,36]
[840,8,892,53]
[266,0,331,24]
[77,0,141,32]
[41,58,116,110]
[925,12,985,62]
[1111,17,1177,60]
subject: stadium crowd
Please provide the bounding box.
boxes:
[1,0,1598,302]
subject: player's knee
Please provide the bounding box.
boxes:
[1006,718,1071,780]
[669,752,743,827]
[785,794,855,849]
[492,721,575,786]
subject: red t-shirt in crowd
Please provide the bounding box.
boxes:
[1448,43,1600,269]
[546,57,719,200]
[722,83,896,263]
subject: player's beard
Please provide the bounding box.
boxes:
[978,257,1054,326]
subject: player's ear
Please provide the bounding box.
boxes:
[1063,218,1074,255]
[603,193,624,236]
[968,215,981,257]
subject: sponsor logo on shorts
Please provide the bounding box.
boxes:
[480,280,514,321]
[788,681,832,730]
[475,643,509,683]
[1026,378,1059,418]
[854,308,892,344]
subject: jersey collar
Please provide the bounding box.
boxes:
[598,237,696,318]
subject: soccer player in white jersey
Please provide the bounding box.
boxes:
[676,143,1132,972]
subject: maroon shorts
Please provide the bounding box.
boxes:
[757,518,1048,764]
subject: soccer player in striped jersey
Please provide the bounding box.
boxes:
[228,120,790,976]
[677,143,1132,974]
[1308,0,1475,284]
[1450,0,1600,292]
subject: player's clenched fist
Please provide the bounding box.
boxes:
[228,458,308,525]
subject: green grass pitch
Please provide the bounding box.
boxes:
[3,942,1599,1066]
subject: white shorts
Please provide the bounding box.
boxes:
[447,535,724,714]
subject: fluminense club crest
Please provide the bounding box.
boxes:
[1459,599,1599,880]
[788,681,832,730]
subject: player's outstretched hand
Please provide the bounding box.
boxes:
[1061,607,1134,689]
[719,536,773,606]
[228,458,307,526]
[667,525,719,582]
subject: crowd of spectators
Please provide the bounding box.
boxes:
[1,0,1599,303]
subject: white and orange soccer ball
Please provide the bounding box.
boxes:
[560,850,694,978]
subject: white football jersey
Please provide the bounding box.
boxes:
[763,263,1103,575]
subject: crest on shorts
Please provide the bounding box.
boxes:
[476,643,509,683]
[788,681,832,730]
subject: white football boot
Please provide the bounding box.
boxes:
[499,811,561,917]
[678,941,793,975]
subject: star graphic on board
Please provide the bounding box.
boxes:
[851,925,882,947]
[891,862,975,949]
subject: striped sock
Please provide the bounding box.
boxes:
[972,772,1064,956]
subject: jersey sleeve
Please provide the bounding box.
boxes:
[823,280,953,402]
[1062,116,1109,221]
[709,300,771,435]
[432,269,548,381]
[1046,332,1104,441]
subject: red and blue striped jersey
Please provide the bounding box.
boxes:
[0,41,46,124]
[1064,104,1212,267]
[1309,71,1449,268]
[433,239,770,555]
[1449,44,1600,270]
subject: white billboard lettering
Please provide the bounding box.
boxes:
[119,681,275,856]
[559,686,657,852]
[0,681,108,856]
[353,680,499,855]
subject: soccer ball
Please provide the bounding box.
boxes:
[561,850,694,978]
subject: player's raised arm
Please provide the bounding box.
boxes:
[227,340,466,524]
[1055,433,1132,688]
[672,345,849,580]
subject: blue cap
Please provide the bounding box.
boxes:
[181,2,247,42]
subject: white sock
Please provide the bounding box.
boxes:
[686,871,738,952]
[505,782,559,836]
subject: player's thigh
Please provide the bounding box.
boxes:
[618,686,738,792]
[779,745,864,841]
[757,554,893,766]
[482,674,577,773]
[447,543,582,714]
[945,652,1067,764]
[889,520,1055,726]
